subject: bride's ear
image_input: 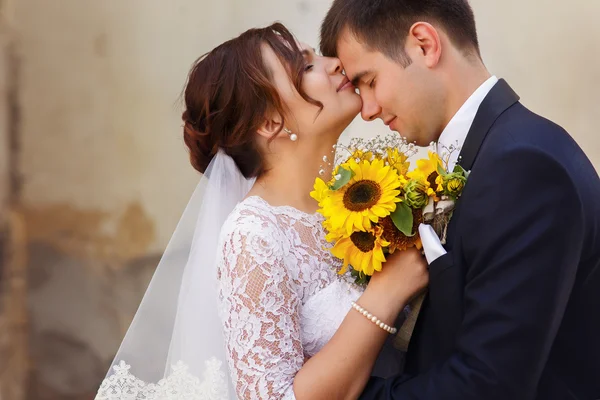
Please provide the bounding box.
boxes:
[257,111,285,140]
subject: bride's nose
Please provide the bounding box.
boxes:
[327,57,343,75]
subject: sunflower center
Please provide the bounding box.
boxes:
[343,180,382,211]
[427,171,439,189]
[350,231,376,253]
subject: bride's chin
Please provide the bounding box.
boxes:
[337,102,361,120]
[341,108,361,125]
[347,102,362,117]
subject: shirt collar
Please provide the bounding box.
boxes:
[436,76,498,170]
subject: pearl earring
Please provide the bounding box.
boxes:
[283,128,298,142]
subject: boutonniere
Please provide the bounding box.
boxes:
[422,163,469,244]
[420,142,469,243]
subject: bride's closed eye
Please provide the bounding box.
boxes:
[304,64,314,72]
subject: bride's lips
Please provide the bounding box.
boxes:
[337,77,354,92]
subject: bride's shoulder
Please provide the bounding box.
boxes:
[219,195,284,241]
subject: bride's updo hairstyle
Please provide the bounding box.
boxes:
[182,23,322,178]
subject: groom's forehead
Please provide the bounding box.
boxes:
[339,29,372,52]
[337,30,364,58]
[337,35,372,83]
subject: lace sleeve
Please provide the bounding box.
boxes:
[218,210,302,400]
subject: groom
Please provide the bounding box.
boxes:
[321,1,600,399]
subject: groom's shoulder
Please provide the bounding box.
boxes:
[477,102,598,192]
[496,103,570,146]
[485,102,582,163]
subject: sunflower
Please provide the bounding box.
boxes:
[331,226,390,276]
[351,149,374,163]
[327,158,402,236]
[380,208,424,254]
[310,177,330,206]
[385,148,410,176]
[435,171,467,199]
[326,150,374,187]
[322,218,345,243]
[407,151,444,198]
[411,151,443,178]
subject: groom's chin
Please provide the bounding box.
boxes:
[395,132,429,147]
[401,129,440,148]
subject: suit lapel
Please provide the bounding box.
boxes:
[457,79,520,171]
[444,80,519,245]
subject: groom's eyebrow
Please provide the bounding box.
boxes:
[350,70,371,86]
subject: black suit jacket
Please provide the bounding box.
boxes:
[361,80,600,400]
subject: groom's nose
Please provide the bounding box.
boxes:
[360,93,382,121]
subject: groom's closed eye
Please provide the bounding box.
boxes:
[350,70,374,88]
[350,74,365,87]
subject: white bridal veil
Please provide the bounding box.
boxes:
[96,150,255,399]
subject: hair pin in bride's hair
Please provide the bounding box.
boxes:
[283,127,298,142]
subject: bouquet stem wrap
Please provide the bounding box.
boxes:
[394,291,426,351]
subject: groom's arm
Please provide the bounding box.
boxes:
[362,142,585,400]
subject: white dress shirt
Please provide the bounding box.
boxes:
[421,76,498,264]
[436,76,499,171]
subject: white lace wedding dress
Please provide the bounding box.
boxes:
[96,195,364,400]
[217,196,364,399]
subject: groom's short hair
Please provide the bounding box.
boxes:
[320,0,480,66]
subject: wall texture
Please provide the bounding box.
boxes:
[12,0,600,398]
[0,2,28,399]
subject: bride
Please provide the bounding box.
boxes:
[96,23,428,400]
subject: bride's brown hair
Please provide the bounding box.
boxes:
[182,23,322,178]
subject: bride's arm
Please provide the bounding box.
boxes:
[220,212,427,400]
[219,213,307,400]
[293,250,426,400]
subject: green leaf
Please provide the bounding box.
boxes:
[330,166,354,190]
[453,164,467,176]
[437,164,447,176]
[390,202,415,237]
[350,267,370,286]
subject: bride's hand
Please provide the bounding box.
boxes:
[365,248,429,312]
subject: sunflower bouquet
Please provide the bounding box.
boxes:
[311,134,467,285]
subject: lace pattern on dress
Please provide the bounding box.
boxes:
[95,358,228,400]
[216,196,361,400]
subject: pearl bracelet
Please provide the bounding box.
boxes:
[351,301,398,334]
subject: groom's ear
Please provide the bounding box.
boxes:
[257,111,284,140]
[407,22,442,68]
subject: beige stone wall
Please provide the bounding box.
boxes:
[14,1,240,398]
[0,2,28,399]
[0,213,28,400]
[12,0,600,398]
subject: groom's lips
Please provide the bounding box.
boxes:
[384,117,397,129]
